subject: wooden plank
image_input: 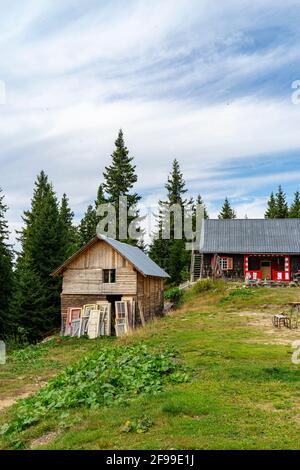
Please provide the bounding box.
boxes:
[138,301,146,327]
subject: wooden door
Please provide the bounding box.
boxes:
[260,260,271,280]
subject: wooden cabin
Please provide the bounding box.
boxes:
[52,235,169,332]
[191,219,300,282]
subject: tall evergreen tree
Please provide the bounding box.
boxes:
[0,188,13,336]
[195,194,209,220]
[78,184,108,247]
[149,159,189,284]
[265,186,289,218]
[78,205,98,246]
[218,197,236,219]
[165,159,187,206]
[265,192,277,218]
[10,171,64,341]
[59,194,79,258]
[9,257,47,339]
[289,191,300,218]
[275,185,289,218]
[95,184,106,209]
[103,129,141,244]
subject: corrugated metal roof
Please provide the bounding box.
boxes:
[101,235,169,278]
[200,219,300,254]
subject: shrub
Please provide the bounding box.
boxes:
[219,288,255,305]
[164,287,183,303]
[192,279,224,294]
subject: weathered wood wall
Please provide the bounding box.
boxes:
[62,240,137,295]
[291,256,300,275]
[136,273,164,321]
[202,253,244,279]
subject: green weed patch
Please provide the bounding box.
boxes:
[1,344,188,439]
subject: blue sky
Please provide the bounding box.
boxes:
[1,0,300,242]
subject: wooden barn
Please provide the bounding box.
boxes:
[52,235,169,335]
[191,219,300,282]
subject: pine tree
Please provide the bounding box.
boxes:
[165,159,187,206]
[78,205,98,246]
[289,191,300,218]
[59,194,79,258]
[0,188,13,336]
[149,159,189,284]
[103,129,141,244]
[218,197,236,219]
[95,184,106,209]
[10,171,64,341]
[275,185,289,218]
[265,192,277,218]
[8,257,47,340]
[78,184,108,247]
[195,194,209,220]
[149,203,171,273]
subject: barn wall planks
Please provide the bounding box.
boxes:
[136,273,164,322]
[62,240,137,295]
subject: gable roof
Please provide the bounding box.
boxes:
[200,219,300,254]
[52,234,169,278]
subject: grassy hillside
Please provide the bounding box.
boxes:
[1,282,300,450]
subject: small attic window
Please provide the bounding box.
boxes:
[103,269,116,283]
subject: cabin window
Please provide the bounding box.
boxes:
[220,257,233,271]
[103,269,116,283]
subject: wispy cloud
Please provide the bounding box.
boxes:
[1,0,300,243]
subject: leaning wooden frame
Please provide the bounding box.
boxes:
[87,309,102,339]
[70,318,81,337]
[115,299,136,337]
[99,304,111,336]
[115,301,128,337]
[65,307,82,336]
[85,303,111,339]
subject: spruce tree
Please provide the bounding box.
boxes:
[59,193,79,258]
[275,185,289,218]
[195,194,209,220]
[78,184,108,247]
[149,159,189,284]
[218,197,236,219]
[10,171,64,341]
[8,257,47,340]
[265,192,277,218]
[165,159,187,206]
[78,205,98,246]
[103,129,141,243]
[0,188,13,336]
[289,191,300,218]
[95,184,106,209]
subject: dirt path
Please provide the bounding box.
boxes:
[0,392,32,411]
[0,381,47,411]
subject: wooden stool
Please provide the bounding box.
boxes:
[273,314,287,328]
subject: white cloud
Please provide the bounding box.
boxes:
[1,0,300,245]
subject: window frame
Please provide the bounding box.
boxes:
[103,269,116,284]
[220,257,233,271]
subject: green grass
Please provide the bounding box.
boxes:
[1,282,300,450]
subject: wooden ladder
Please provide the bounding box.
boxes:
[191,252,203,281]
